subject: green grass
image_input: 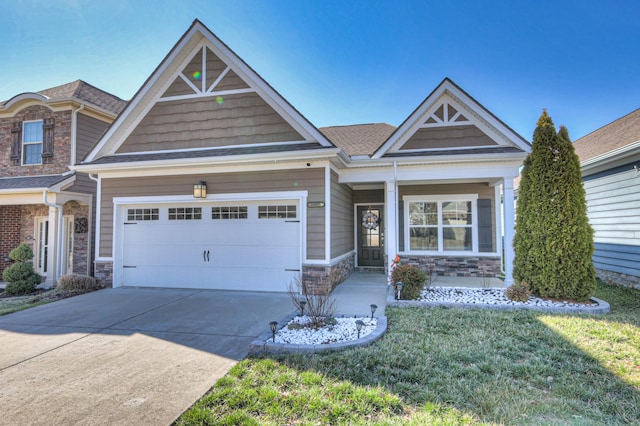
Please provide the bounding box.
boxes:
[176,281,640,425]
[0,288,95,316]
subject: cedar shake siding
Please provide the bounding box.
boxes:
[76,113,110,162]
[116,93,303,154]
[398,183,496,252]
[98,168,325,259]
[330,170,354,258]
[399,125,497,151]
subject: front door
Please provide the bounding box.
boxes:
[34,217,49,277]
[357,205,384,267]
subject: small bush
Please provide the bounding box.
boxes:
[9,244,35,262]
[505,281,532,302]
[57,274,99,291]
[3,244,42,296]
[391,264,427,300]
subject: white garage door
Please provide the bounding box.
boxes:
[119,200,301,292]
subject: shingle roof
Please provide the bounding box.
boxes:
[573,107,640,162]
[0,174,74,190]
[382,146,524,158]
[82,143,330,165]
[37,80,127,115]
[319,123,396,156]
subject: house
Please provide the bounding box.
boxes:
[573,108,640,289]
[74,20,530,293]
[0,81,126,287]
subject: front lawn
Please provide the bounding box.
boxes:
[0,289,95,316]
[176,281,640,425]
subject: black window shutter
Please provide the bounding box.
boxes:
[10,122,22,165]
[42,118,55,163]
[477,199,493,252]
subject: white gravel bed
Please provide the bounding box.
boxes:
[274,315,377,345]
[419,286,598,307]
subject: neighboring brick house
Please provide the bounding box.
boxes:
[573,108,640,289]
[0,80,125,287]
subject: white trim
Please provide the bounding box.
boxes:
[495,184,503,273]
[394,144,502,154]
[324,166,331,262]
[22,119,44,166]
[403,194,479,202]
[206,66,230,93]
[353,202,385,268]
[157,87,254,102]
[330,250,356,266]
[113,190,309,206]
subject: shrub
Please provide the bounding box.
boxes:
[57,274,100,291]
[514,111,596,301]
[287,271,338,328]
[3,244,42,296]
[505,281,532,302]
[391,264,427,300]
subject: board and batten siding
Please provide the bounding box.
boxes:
[584,167,640,278]
[116,93,303,153]
[76,113,110,163]
[330,170,354,258]
[98,168,325,259]
[398,183,496,252]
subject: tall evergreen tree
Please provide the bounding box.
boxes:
[513,111,596,301]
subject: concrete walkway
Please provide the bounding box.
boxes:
[0,288,293,426]
[330,272,389,317]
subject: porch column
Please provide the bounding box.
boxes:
[45,206,59,289]
[384,180,397,275]
[503,178,515,286]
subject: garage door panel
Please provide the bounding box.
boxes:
[120,201,302,292]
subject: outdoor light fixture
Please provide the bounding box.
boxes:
[299,300,307,316]
[355,320,364,339]
[396,282,404,300]
[193,181,207,198]
[269,321,278,342]
[370,304,378,320]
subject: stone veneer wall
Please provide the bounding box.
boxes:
[596,268,640,290]
[400,255,502,278]
[94,261,113,288]
[0,205,22,276]
[302,253,355,295]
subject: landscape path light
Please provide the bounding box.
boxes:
[299,300,306,316]
[269,321,278,342]
[370,304,377,320]
[396,282,404,300]
[355,319,364,339]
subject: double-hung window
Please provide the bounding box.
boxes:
[23,121,44,165]
[404,195,478,253]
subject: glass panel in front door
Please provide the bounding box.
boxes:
[37,219,49,274]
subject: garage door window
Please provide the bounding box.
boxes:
[168,207,202,220]
[258,205,296,219]
[212,206,248,219]
[127,208,159,221]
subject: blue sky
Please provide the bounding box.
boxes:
[1,0,639,141]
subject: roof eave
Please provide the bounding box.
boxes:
[581,140,640,174]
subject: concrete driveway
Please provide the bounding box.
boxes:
[0,287,293,425]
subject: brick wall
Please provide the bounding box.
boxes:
[0,106,72,176]
[0,205,22,277]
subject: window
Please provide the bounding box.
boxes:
[23,121,43,165]
[405,195,477,253]
[212,206,248,219]
[258,205,296,219]
[168,207,201,220]
[127,208,159,221]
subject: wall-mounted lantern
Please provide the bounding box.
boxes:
[193,181,207,198]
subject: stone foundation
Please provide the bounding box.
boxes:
[302,253,355,295]
[399,255,502,278]
[596,268,640,290]
[94,261,113,288]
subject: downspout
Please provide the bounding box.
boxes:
[43,189,64,288]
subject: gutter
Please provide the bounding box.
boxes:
[42,190,64,288]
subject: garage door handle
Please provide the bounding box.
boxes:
[206,250,210,262]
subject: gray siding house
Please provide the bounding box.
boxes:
[75,20,530,293]
[573,108,640,289]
